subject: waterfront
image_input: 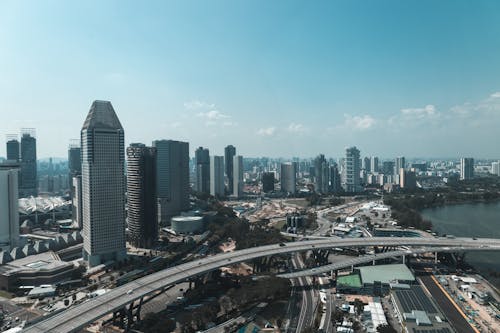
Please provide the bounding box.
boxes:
[422,202,500,288]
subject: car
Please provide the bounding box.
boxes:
[126,289,134,295]
[279,243,286,247]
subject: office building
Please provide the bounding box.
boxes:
[224,145,236,193]
[370,156,379,173]
[81,100,126,267]
[280,162,297,194]
[68,142,82,190]
[400,169,417,190]
[394,157,405,176]
[362,157,371,173]
[342,146,361,193]
[127,144,157,249]
[233,155,244,198]
[0,162,20,252]
[329,163,342,193]
[314,154,329,193]
[460,158,474,180]
[210,156,225,197]
[195,147,210,194]
[262,172,275,193]
[491,161,500,176]
[6,135,19,161]
[20,129,37,197]
[153,140,190,225]
[382,161,395,175]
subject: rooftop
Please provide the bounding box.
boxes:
[358,264,415,284]
[82,100,123,130]
[337,273,362,288]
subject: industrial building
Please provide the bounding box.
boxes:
[170,216,205,234]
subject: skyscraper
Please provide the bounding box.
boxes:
[394,156,406,176]
[81,100,126,267]
[329,163,342,194]
[262,172,275,193]
[460,158,474,180]
[127,143,157,249]
[280,162,297,194]
[314,154,329,194]
[370,156,379,173]
[224,145,236,193]
[68,141,82,198]
[382,161,395,175]
[195,147,210,194]
[233,155,244,198]
[362,157,371,173]
[342,146,361,193]
[0,161,20,251]
[210,156,224,197]
[400,169,417,190]
[153,140,190,225]
[6,135,19,162]
[20,129,37,197]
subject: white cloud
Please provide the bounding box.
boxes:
[183,100,216,110]
[343,114,376,130]
[287,122,308,134]
[490,92,500,99]
[196,110,230,120]
[257,127,276,136]
[400,105,437,118]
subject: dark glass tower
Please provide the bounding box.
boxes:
[195,146,210,194]
[20,129,37,197]
[224,145,236,193]
[6,135,19,161]
[127,143,157,248]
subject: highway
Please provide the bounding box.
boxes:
[292,254,316,333]
[22,237,500,333]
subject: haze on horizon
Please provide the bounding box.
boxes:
[1,1,500,159]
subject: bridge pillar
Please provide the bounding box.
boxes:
[434,252,438,264]
[402,255,405,265]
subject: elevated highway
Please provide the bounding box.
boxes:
[22,237,500,333]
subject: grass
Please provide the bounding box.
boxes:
[0,290,14,299]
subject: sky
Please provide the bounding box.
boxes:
[1,0,500,159]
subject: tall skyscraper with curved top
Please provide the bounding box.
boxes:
[81,100,126,267]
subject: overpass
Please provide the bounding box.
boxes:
[22,237,500,333]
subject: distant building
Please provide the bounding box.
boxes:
[68,143,81,192]
[153,140,190,225]
[81,100,126,267]
[195,147,210,194]
[233,155,244,198]
[382,161,395,175]
[329,163,342,194]
[314,154,329,193]
[460,158,474,180]
[261,172,275,193]
[394,156,405,176]
[127,143,157,249]
[0,162,20,252]
[210,156,225,197]
[342,147,361,193]
[20,129,38,197]
[6,135,19,162]
[72,175,83,229]
[410,162,427,172]
[400,169,416,190]
[224,145,236,193]
[370,156,379,173]
[280,162,297,194]
[363,157,371,173]
[491,161,500,176]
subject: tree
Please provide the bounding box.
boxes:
[377,324,397,333]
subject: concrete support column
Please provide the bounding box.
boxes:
[434,252,438,264]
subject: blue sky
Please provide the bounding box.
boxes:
[1,0,500,158]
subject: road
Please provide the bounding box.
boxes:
[22,237,500,333]
[293,254,316,333]
[420,275,478,333]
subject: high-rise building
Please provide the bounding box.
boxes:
[0,162,20,252]
[195,147,210,194]
[153,140,190,225]
[370,156,379,173]
[20,129,37,197]
[233,155,244,198]
[362,157,371,173]
[400,169,417,190]
[210,156,225,197]
[262,172,275,193]
[491,161,500,176]
[329,163,342,194]
[6,135,19,162]
[68,142,82,188]
[382,161,395,175]
[224,145,236,193]
[127,143,157,249]
[394,157,406,176]
[314,154,329,193]
[460,158,474,180]
[81,100,126,267]
[280,162,297,194]
[342,146,361,193]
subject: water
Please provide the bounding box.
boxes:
[421,202,500,288]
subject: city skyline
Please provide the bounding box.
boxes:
[2,1,500,158]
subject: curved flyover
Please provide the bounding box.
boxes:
[22,237,500,333]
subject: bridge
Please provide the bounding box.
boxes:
[22,237,500,333]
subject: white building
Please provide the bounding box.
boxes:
[492,161,500,176]
[81,100,127,267]
[280,162,297,194]
[210,156,225,197]
[342,146,361,193]
[0,162,20,252]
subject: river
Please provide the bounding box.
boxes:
[421,202,500,288]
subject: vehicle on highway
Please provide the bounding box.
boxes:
[279,243,286,247]
[126,289,133,295]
